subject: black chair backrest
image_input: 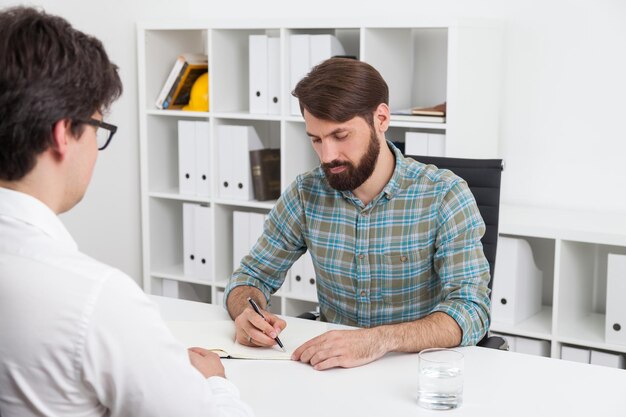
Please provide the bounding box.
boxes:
[406,155,504,290]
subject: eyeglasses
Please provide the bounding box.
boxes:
[78,118,118,151]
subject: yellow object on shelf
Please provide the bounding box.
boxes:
[183,72,209,112]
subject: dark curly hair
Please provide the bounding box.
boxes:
[0,6,122,181]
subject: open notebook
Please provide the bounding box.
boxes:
[166,317,334,360]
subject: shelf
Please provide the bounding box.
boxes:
[146,109,210,118]
[279,291,319,303]
[151,264,213,286]
[500,205,626,246]
[149,190,211,204]
[491,306,553,340]
[212,198,276,210]
[388,119,447,129]
[211,111,282,121]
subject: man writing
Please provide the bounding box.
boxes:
[225,58,490,370]
[0,7,252,416]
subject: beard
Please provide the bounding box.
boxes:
[321,129,381,191]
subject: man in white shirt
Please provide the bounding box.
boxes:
[0,7,253,417]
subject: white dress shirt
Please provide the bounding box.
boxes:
[0,187,253,417]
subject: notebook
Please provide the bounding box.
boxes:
[166,317,334,360]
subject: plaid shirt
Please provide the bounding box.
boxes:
[225,142,491,346]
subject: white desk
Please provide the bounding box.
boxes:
[152,296,626,417]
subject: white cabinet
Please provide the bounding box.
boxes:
[491,205,626,366]
[137,19,502,316]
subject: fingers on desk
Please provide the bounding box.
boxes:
[292,330,379,371]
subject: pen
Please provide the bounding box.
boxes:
[247,297,285,351]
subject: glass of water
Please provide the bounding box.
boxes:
[417,348,464,410]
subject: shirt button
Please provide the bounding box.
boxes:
[358,254,365,260]
[361,211,368,217]
[360,290,366,297]
[400,255,408,262]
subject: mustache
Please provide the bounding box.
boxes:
[322,160,350,170]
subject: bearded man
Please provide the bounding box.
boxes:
[224,58,491,370]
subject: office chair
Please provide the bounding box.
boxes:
[298,154,507,350]
[407,155,506,350]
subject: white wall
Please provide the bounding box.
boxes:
[3,0,625,284]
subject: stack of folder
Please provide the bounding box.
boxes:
[178,121,210,197]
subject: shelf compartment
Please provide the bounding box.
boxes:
[211,28,280,113]
[143,29,208,111]
[491,306,553,340]
[152,277,212,304]
[556,240,626,347]
[147,115,211,195]
[363,27,447,115]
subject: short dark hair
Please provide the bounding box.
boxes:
[292,57,389,126]
[0,6,122,181]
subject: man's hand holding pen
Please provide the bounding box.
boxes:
[234,297,287,348]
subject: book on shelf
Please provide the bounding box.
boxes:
[390,111,446,123]
[249,148,281,201]
[155,53,208,110]
[390,102,447,123]
[410,102,446,116]
[165,318,333,360]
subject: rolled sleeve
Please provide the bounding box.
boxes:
[431,180,491,346]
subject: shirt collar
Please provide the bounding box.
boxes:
[380,140,405,201]
[0,187,78,250]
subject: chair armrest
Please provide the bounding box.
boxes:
[297,311,320,321]
[477,335,509,350]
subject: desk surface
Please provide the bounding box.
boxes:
[153,296,626,417]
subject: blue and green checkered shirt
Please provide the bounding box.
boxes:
[225,142,491,346]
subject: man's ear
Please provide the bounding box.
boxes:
[374,103,390,133]
[49,119,72,159]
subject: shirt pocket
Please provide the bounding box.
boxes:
[378,248,435,305]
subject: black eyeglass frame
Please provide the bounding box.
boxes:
[77,118,118,150]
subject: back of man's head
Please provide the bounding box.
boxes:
[292,57,389,126]
[0,6,122,181]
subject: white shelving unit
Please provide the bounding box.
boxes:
[137,18,503,315]
[492,205,626,361]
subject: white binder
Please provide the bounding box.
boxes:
[491,236,543,325]
[301,252,318,301]
[248,212,266,251]
[427,133,446,157]
[195,121,211,197]
[217,125,232,199]
[249,35,269,114]
[219,126,264,200]
[178,121,196,195]
[232,211,250,271]
[289,34,310,115]
[267,37,281,115]
[405,132,429,156]
[289,255,306,296]
[194,204,212,282]
[182,203,196,277]
[309,34,345,67]
[606,254,626,345]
